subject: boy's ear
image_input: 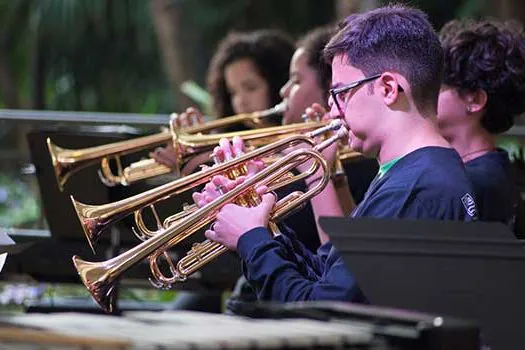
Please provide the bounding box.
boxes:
[379,73,403,106]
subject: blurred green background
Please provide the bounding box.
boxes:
[1,0,524,114]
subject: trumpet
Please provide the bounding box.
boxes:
[71,119,357,253]
[72,121,348,313]
[48,102,287,191]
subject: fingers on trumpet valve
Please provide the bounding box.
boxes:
[170,107,204,129]
[301,103,328,122]
[217,136,245,162]
[192,175,242,208]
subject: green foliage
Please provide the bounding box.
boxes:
[0,175,40,228]
[456,0,491,19]
[0,0,172,112]
[180,80,213,115]
[0,0,336,114]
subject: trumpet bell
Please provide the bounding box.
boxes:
[48,130,172,191]
[72,255,117,313]
[47,138,90,191]
[71,196,131,254]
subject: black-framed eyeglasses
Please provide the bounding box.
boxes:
[329,74,404,117]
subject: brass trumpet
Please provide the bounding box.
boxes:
[72,121,348,313]
[70,119,353,253]
[47,102,286,191]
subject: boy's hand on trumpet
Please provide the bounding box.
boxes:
[192,136,264,208]
[191,135,271,250]
[205,186,275,251]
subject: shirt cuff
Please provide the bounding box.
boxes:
[237,226,273,261]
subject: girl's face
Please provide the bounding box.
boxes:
[224,58,271,115]
[280,48,326,125]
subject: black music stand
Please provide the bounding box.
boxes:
[320,217,525,350]
[21,126,151,313]
[14,126,240,313]
[27,126,151,245]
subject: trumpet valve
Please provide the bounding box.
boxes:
[176,240,227,278]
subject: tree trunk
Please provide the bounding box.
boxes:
[149,0,191,111]
[491,0,525,22]
[0,48,21,109]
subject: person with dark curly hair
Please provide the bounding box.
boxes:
[207,29,295,131]
[151,29,294,169]
[438,19,525,225]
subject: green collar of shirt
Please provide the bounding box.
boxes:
[378,156,402,178]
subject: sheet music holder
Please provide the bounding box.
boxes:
[320,217,525,350]
[7,127,240,292]
[27,126,151,245]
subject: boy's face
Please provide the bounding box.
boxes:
[329,55,382,156]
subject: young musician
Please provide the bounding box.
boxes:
[280,26,335,125]
[437,19,525,225]
[207,30,295,131]
[277,26,377,243]
[151,29,295,168]
[194,5,479,302]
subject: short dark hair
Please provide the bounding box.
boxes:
[207,30,295,125]
[297,25,337,99]
[323,4,444,115]
[440,19,525,133]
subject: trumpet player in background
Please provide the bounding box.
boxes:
[193,5,479,303]
[150,29,295,173]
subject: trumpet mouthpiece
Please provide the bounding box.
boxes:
[336,126,349,140]
[308,119,344,138]
[275,100,288,112]
[328,119,343,130]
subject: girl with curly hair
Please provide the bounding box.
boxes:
[207,29,295,131]
[151,29,294,170]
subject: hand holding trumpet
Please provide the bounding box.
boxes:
[192,136,269,250]
[150,107,205,169]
